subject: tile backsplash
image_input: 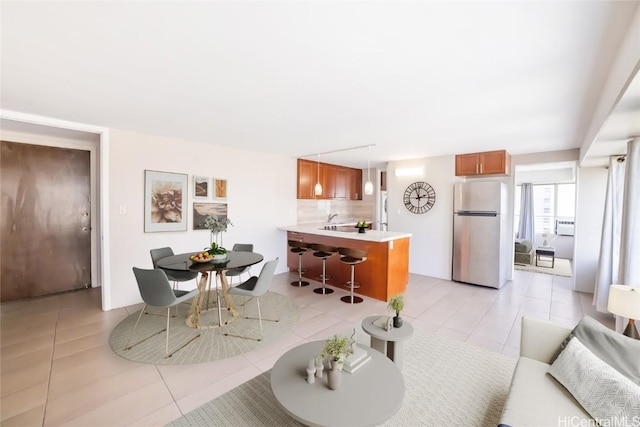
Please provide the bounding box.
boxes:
[297,199,376,225]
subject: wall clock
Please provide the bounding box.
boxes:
[403,181,436,214]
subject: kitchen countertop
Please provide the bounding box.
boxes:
[278,224,411,242]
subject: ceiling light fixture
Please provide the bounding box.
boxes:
[314,154,323,196]
[364,145,373,196]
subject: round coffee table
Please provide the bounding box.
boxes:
[270,340,404,427]
[361,316,414,368]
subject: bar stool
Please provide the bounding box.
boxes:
[310,243,337,295]
[338,247,368,304]
[288,240,310,287]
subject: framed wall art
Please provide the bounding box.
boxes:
[193,202,228,230]
[193,176,210,198]
[214,178,227,199]
[144,170,188,232]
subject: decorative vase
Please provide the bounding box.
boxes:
[212,253,227,261]
[357,227,366,234]
[393,315,403,328]
[327,359,343,390]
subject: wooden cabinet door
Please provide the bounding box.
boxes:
[455,153,479,176]
[334,167,349,199]
[350,168,362,200]
[320,163,335,199]
[479,150,509,175]
[297,159,316,199]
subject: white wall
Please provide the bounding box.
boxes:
[574,166,608,293]
[387,155,456,279]
[107,129,297,309]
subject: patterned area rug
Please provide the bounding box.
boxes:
[167,328,517,426]
[514,257,572,277]
[109,291,299,365]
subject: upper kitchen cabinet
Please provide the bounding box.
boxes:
[455,150,511,176]
[297,159,362,200]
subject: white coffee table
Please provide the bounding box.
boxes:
[361,316,414,368]
[270,340,405,427]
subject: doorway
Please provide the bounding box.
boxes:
[1,141,92,301]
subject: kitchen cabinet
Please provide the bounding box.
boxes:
[297,159,362,200]
[455,150,510,176]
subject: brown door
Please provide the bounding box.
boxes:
[1,141,91,302]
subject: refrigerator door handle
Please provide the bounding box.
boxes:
[455,210,498,217]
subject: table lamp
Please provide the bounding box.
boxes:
[607,284,640,340]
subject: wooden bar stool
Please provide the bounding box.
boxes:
[288,240,310,287]
[310,243,337,295]
[338,247,368,304]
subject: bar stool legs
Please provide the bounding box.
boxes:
[338,247,367,304]
[311,243,337,295]
[289,240,310,287]
[341,263,363,304]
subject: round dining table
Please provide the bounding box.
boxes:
[157,251,264,329]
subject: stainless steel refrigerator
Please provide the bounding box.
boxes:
[452,181,509,288]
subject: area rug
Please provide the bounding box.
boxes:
[514,257,572,277]
[109,291,299,365]
[166,328,517,426]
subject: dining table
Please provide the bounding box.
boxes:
[156,251,264,329]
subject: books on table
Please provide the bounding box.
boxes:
[343,347,371,374]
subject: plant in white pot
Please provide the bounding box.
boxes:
[321,334,351,390]
[203,215,233,260]
[388,294,405,328]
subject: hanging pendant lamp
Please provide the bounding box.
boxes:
[364,146,373,196]
[314,154,323,196]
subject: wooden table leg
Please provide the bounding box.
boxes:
[187,272,209,329]
[218,272,239,320]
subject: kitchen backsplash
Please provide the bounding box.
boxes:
[297,199,375,225]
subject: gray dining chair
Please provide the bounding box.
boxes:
[125,267,201,358]
[150,247,199,290]
[225,243,254,287]
[224,258,279,341]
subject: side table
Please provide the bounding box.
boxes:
[361,315,414,368]
[535,246,555,268]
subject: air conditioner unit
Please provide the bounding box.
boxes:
[556,220,575,236]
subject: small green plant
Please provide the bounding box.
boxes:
[356,220,368,228]
[321,335,351,362]
[387,294,405,316]
[205,242,227,255]
[203,215,233,252]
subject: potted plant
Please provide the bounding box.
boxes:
[321,334,351,390]
[203,215,233,259]
[388,294,405,328]
[356,220,368,233]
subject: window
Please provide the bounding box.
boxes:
[514,183,575,235]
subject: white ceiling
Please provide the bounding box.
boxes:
[1,1,639,169]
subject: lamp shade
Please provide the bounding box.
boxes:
[607,285,640,319]
[364,180,373,195]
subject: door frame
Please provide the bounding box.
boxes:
[1,110,112,310]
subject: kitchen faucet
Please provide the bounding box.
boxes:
[327,213,338,223]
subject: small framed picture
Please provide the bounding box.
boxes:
[193,202,228,230]
[193,176,210,198]
[144,170,188,232]
[214,178,227,199]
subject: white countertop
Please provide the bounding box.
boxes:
[278,224,411,242]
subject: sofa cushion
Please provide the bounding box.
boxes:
[548,337,640,423]
[553,316,640,385]
[499,357,590,427]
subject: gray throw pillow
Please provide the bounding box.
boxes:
[553,316,640,385]
[548,337,640,423]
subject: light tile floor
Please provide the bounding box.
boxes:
[0,269,614,427]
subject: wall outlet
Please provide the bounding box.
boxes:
[119,205,126,215]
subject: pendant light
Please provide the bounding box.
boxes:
[314,154,323,196]
[364,145,373,196]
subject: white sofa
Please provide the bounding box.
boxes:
[499,317,591,426]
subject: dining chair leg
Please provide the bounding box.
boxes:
[165,307,170,358]
[256,298,263,340]
[124,305,167,351]
[267,291,280,322]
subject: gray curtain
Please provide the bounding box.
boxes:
[518,183,535,242]
[593,155,626,313]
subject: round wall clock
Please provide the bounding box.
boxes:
[403,181,436,214]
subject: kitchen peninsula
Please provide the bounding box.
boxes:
[278,225,411,301]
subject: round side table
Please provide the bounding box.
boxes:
[361,315,414,369]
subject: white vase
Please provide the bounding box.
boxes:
[212,253,227,261]
[327,359,343,390]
